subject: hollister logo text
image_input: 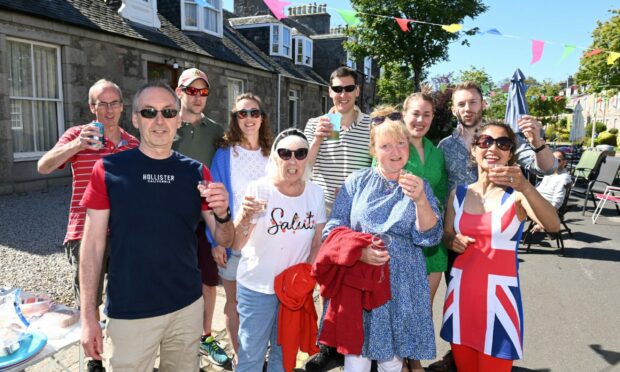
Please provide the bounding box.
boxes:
[142,174,175,184]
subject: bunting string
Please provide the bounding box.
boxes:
[261,0,620,66]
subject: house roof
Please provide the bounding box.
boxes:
[0,0,327,85]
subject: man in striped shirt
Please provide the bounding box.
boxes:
[303,67,372,371]
[304,66,373,210]
[37,79,139,327]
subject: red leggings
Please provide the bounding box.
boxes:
[451,344,514,372]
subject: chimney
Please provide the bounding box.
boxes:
[289,2,330,34]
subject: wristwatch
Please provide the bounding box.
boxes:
[213,207,231,224]
[533,140,547,153]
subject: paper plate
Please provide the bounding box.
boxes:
[0,331,47,370]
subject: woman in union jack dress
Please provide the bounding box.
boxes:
[440,122,559,371]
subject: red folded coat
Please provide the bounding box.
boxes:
[311,226,391,355]
[274,263,320,372]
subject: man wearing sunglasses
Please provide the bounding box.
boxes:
[303,66,373,212]
[172,68,230,365]
[37,79,139,372]
[304,67,373,371]
[79,82,234,371]
[430,81,557,372]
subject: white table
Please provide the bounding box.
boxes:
[2,322,83,372]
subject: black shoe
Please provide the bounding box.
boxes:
[304,345,344,372]
[87,360,106,372]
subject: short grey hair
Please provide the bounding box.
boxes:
[88,79,123,105]
[131,82,180,112]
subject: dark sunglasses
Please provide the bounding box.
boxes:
[234,109,261,119]
[475,135,514,151]
[181,86,209,97]
[139,108,179,119]
[330,85,356,93]
[371,112,403,125]
[277,148,309,161]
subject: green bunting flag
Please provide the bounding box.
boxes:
[558,44,576,64]
[337,9,361,27]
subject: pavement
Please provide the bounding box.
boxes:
[4,186,620,371]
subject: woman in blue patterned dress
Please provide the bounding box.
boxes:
[325,117,443,371]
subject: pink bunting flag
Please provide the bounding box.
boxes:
[263,0,291,20]
[585,49,603,57]
[530,39,544,64]
[395,18,412,32]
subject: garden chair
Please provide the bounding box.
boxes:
[591,185,620,224]
[572,156,620,215]
[522,182,573,256]
[571,149,606,188]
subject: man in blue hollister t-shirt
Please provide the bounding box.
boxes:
[79,82,235,371]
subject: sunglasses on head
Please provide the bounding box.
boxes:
[371,112,403,125]
[138,108,179,119]
[475,135,514,151]
[234,109,261,119]
[181,86,209,97]
[277,148,309,161]
[330,85,356,93]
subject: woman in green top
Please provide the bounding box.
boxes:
[371,93,448,372]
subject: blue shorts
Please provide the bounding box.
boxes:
[218,249,241,281]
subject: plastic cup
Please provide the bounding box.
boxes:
[254,184,270,216]
[198,180,210,200]
[326,113,342,141]
[371,233,392,251]
[91,121,105,149]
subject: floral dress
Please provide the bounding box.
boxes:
[325,167,443,360]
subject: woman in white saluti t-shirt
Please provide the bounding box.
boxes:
[232,128,326,372]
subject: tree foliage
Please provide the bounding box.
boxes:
[345,0,488,91]
[376,62,415,106]
[455,66,495,91]
[575,9,620,96]
[526,80,567,123]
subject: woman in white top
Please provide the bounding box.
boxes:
[233,128,327,372]
[209,93,272,363]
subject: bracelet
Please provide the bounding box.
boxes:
[533,140,547,153]
[213,207,231,224]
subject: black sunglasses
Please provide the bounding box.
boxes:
[138,108,179,119]
[371,112,403,125]
[277,148,309,161]
[234,109,261,119]
[181,86,209,97]
[475,135,514,151]
[330,85,356,93]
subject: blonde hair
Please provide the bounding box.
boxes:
[369,118,409,156]
[370,104,400,119]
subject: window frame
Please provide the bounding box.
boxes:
[346,52,357,70]
[270,24,292,58]
[227,78,245,113]
[288,89,300,128]
[293,36,313,67]
[364,56,372,83]
[181,0,223,38]
[118,0,161,28]
[8,37,64,161]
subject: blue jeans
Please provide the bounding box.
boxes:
[236,284,284,372]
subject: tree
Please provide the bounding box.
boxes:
[526,80,567,124]
[376,62,415,106]
[575,9,620,96]
[345,0,488,91]
[455,66,495,92]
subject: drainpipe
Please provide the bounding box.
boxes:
[277,73,282,133]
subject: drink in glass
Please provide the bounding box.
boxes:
[92,121,105,149]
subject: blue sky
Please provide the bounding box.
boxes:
[223,0,617,85]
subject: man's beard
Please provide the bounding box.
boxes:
[456,110,483,128]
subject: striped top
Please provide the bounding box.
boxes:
[57,125,139,243]
[304,108,372,203]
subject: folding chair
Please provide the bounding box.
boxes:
[571,149,606,188]
[522,182,573,256]
[572,156,620,215]
[592,186,620,224]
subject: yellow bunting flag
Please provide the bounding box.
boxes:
[607,52,620,65]
[441,24,462,33]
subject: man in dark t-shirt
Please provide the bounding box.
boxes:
[79,82,234,371]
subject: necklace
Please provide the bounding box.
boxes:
[376,167,398,193]
[479,186,500,205]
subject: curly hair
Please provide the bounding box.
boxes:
[471,121,518,166]
[219,93,272,157]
